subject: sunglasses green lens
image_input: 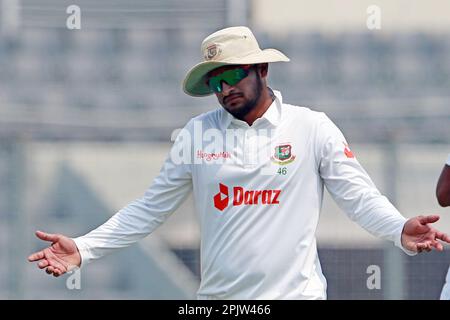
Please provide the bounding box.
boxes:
[208,68,249,93]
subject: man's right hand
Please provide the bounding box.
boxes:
[27,231,81,277]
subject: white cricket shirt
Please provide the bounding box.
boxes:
[73,90,414,299]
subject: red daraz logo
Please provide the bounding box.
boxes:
[213,183,281,211]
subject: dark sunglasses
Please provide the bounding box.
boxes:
[207,65,253,93]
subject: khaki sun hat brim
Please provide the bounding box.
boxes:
[182,48,290,97]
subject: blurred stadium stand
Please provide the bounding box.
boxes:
[1,28,450,142]
[0,0,449,299]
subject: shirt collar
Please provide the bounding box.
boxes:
[220,89,283,130]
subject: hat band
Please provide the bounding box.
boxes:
[208,49,262,63]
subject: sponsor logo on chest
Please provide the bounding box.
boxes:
[213,183,281,211]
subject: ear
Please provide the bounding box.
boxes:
[258,63,269,78]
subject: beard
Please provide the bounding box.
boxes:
[224,76,263,120]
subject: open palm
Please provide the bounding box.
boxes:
[28,231,81,277]
[401,215,450,252]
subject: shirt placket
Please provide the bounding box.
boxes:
[243,129,258,168]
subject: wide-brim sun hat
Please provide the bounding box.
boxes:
[182,26,290,97]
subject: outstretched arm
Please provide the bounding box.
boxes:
[436,155,450,207]
[29,120,194,276]
[317,114,450,254]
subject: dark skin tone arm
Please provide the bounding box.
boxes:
[436,164,450,207]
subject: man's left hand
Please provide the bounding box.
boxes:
[401,215,450,253]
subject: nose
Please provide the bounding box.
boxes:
[221,81,234,96]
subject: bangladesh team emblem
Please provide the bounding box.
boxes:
[204,44,221,60]
[271,144,296,165]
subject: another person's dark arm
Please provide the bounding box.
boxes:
[436,155,450,207]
